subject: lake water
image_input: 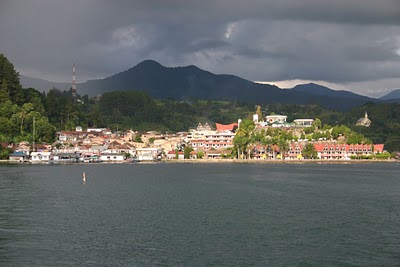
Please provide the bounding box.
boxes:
[1,162,400,266]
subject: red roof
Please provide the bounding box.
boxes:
[215,123,238,132]
[167,150,183,155]
[0,142,9,149]
[314,143,384,153]
[372,144,384,152]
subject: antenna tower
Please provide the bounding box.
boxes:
[72,63,77,98]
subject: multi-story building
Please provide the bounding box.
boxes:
[188,122,237,151]
[250,142,385,160]
[314,143,384,160]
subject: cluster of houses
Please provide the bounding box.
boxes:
[252,142,384,160]
[250,113,384,160]
[3,111,385,163]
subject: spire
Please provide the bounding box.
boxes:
[365,111,368,119]
[255,105,263,122]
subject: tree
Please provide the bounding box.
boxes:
[0,100,19,118]
[0,79,10,103]
[0,117,13,137]
[34,117,57,143]
[313,118,322,129]
[302,143,318,159]
[23,88,45,113]
[184,146,193,159]
[0,54,23,104]
[134,135,143,143]
[0,145,13,160]
[233,118,255,159]
[277,138,289,160]
[255,105,263,121]
[11,103,34,134]
[197,151,204,159]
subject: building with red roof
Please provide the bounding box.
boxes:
[188,122,237,151]
[250,142,385,160]
[314,142,384,160]
[215,123,238,132]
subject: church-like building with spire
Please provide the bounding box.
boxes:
[356,111,371,127]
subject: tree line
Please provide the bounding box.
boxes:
[1,53,399,154]
[232,118,375,160]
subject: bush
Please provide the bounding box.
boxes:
[197,151,204,159]
[376,152,391,159]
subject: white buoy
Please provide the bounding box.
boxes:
[82,172,86,184]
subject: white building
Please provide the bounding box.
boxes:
[87,128,107,133]
[135,147,162,161]
[30,151,51,162]
[253,114,259,123]
[188,123,237,151]
[293,119,314,127]
[100,153,125,162]
[266,115,287,124]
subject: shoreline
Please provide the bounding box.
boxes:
[163,159,399,164]
[1,159,398,165]
[0,159,400,165]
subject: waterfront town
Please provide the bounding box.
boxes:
[4,110,385,163]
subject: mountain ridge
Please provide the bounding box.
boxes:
[20,75,70,92]
[21,60,382,111]
[379,89,400,101]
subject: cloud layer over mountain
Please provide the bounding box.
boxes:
[1,0,399,97]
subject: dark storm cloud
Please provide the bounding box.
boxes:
[0,0,400,95]
[184,39,230,53]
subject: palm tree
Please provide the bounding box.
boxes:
[233,119,255,159]
[277,138,289,161]
[250,130,266,159]
[260,136,272,160]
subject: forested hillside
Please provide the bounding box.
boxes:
[78,60,375,111]
[1,53,399,152]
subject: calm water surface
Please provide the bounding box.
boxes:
[1,162,400,266]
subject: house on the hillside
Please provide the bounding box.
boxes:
[100,153,125,162]
[293,119,314,127]
[53,152,80,162]
[188,122,237,151]
[286,143,304,160]
[205,149,230,159]
[215,123,238,132]
[314,143,347,160]
[9,151,29,162]
[166,150,184,160]
[252,145,266,159]
[190,151,198,159]
[356,111,371,127]
[135,147,162,161]
[196,122,213,131]
[30,151,51,162]
[251,144,278,159]
[15,142,30,153]
[266,115,287,124]
[314,142,384,160]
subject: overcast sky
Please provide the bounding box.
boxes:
[1,0,400,97]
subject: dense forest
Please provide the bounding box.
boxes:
[1,53,400,152]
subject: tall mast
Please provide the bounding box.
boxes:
[32,117,35,152]
[72,63,77,98]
